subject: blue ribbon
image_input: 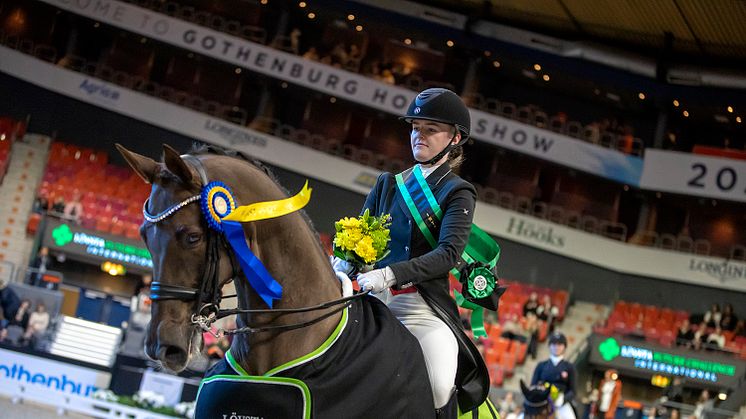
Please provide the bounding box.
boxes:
[222,220,282,308]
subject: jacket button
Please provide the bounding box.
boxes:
[404,246,410,252]
[408,220,412,226]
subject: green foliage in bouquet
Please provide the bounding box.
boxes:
[333,209,391,267]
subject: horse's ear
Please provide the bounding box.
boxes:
[520,379,530,397]
[162,144,195,185]
[116,143,158,184]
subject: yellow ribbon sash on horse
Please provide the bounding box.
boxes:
[222,181,312,223]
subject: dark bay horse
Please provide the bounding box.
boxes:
[118,144,437,418]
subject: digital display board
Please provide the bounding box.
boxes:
[42,219,152,274]
[588,334,745,389]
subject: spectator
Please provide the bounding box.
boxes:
[302,47,319,61]
[133,273,153,297]
[523,292,539,316]
[692,322,709,348]
[719,303,737,332]
[51,197,65,214]
[23,302,50,345]
[536,295,559,332]
[348,44,361,62]
[705,326,725,349]
[525,312,540,360]
[29,246,51,287]
[703,304,721,328]
[675,319,694,348]
[597,369,622,419]
[63,191,84,222]
[661,377,684,404]
[289,28,301,55]
[380,69,396,84]
[10,299,31,330]
[330,42,348,65]
[498,391,517,418]
[32,194,49,214]
[501,314,528,343]
[691,390,713,419]
[131,274,152,331]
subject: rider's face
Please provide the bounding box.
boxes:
[550,342,565,357]
[410,119,460,165]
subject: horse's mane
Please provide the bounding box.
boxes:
[186,143,325,250]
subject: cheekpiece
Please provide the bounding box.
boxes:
[201,181,236,232]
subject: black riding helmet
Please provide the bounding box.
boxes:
[401,88,471,139]
[400,88,471,165]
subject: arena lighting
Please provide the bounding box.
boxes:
[727,106,733,113]
[683,110,690,117]
[260,0,268,4]
[93,22,100,28]
[404,38,412,45]
[542,74,550,82]
[718,392,727,401]
[139,37,147,44]
[234,68,241,74]
[101,261,126,276]
[623,185,629,191]
[299,1,306,7]
[673,99,680,107]
[347,14,355,21]
[638,92,646,100]
[484,51,491,57]
[737,116,742,123]
[329,97,336,103]
[533,64,541,71]
[355,25,363,32]
[493,61,501,68]
[446,40,455,47]
[0,134,5,141]
[307,12,316,19]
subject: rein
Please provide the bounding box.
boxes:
[143,154,366,336]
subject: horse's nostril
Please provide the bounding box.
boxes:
[160,345,188,370]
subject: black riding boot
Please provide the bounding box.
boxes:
[435,390,458,419]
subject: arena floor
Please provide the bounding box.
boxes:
[0,395,90,418]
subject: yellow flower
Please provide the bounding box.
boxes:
[337,217,362,229]
[354,236,377,264]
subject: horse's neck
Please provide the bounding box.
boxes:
[231,211,342,375]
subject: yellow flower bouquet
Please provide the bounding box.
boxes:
[333,209,391,272]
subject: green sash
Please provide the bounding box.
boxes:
[395,166,505,338]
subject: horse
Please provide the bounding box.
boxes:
[119,144,451,418]
[519,380,555,419]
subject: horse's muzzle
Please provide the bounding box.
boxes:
[145,321,193,372]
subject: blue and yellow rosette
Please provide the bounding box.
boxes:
[201,181,236,232]
[200,181,313,308]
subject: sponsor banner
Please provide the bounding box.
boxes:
[43,218,153,273]
[641,150,746,203]
[473,210,746,292]
[0,45,376,196]
[588,334,746,389]
[39,0,642,185]
[1,46,743,291]
[0,348,111,397]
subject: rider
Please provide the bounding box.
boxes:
[531,332,577,419]
[333,88,489,418]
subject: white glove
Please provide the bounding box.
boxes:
[331,256,354,275]
[357,267,396,293]
[554,393,564,407]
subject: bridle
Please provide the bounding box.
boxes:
[143,154,366,336]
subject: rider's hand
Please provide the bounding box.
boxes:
[330,256,354,275]
[357,267,396,293]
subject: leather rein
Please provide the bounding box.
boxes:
[143,154,366,336]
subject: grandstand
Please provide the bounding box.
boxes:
[0,0,744,418]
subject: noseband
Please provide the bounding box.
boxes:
[143,154,366,336]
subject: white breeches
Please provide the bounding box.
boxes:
[376,290,458,408]
[556,402,576,419]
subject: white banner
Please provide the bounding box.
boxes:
[2,45,743,291]
[0,348,111,397]
[39,0,643,185]
[473,210,746,292]
[641,150,746,203]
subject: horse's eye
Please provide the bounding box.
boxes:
[187,233,202,244]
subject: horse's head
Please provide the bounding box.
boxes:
[118,144,238,371]
[520,380,554,419]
